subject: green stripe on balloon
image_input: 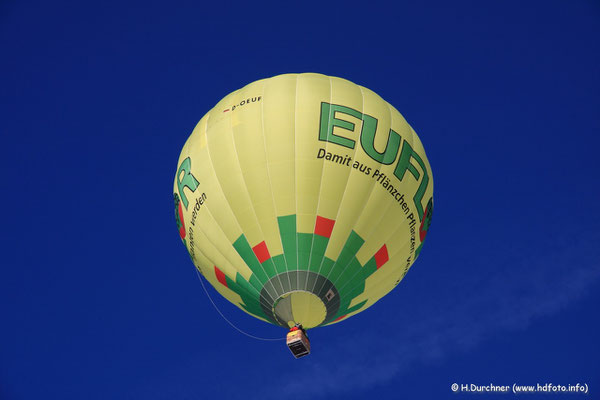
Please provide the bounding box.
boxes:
[277,215,297,269]
[233,235,268,284]
[214,214,389,327]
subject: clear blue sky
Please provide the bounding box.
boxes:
[1,1,599,399]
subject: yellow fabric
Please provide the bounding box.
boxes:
[174,73,433,328]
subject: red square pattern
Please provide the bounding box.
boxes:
[314,216,335,238]
[252,241,271,264]
[374,244,389,269]
[214,266,228,287]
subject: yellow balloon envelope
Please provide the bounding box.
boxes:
[174,73,433,329]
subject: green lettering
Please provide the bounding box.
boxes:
[319,103,363,149]
[360,128,401,165]
[393,141,429,219]
[176,157,199,210]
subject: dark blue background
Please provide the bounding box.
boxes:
[1,1,599,399]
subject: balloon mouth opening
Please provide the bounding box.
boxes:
[259,271,341,329]
[272,291,327,329]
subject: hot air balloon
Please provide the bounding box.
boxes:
[174,73,433,358]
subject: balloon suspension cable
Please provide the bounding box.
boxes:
[194,268,285,341]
